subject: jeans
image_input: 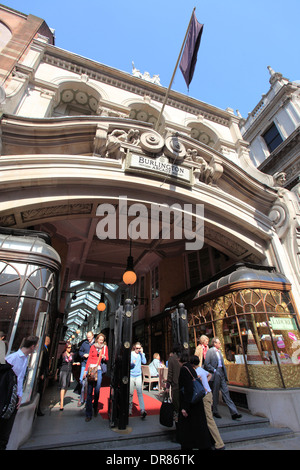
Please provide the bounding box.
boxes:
[86,370,103,418]
[129,375,145,414]
[79,364,86,383]
[79,364,86,403]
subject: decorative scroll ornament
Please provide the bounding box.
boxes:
[140,131,164,154]
[164,135,186,162]
[268,202,288,238]
[94,127,224,186]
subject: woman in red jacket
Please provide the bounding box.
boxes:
[83,333,109,421]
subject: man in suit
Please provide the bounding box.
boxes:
[37,335,51,416]
[204,337,242,420]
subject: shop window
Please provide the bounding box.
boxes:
[189,287,300,389]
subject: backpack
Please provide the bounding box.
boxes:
[0,362,18,419]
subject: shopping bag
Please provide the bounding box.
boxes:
[159,394,174,427]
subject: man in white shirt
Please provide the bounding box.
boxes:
[0,335,39,450]
[129,342,147,419]
[204,337,242,420]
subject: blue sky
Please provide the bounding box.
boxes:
[3,0,299,117]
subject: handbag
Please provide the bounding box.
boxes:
[87,364,98,382]
[87,348,102,382]
[159,391,174,427]
[101,345,107,374]
[183,366,206,404]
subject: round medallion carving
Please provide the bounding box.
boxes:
[136,110,148,121]
[61,89,74,103]
[76,91,88,104]
[164,136,186,160]
[140,131,164,154]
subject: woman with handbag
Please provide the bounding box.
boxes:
[57,343,78,411]
[178,353,213,450]
[83,333,109,422]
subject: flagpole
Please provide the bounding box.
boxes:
[155,7,196,134]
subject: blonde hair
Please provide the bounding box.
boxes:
[200,335,209,343]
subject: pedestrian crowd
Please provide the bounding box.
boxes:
[0,329,242,451]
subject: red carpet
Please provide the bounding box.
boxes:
[96,385,162,419]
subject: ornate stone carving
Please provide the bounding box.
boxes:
[140,131,164,154]
[164,135,186,162]
[94,126,224,186]
[205,226,247,257]
[269,190,300,286]
[273,171,287,187]
[22,204,92,223]
[0,214,16,227]
[131,62,161,85]
[186,149,223,185]
[94,127,141,159]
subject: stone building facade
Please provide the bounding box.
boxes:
[1,5,300,443]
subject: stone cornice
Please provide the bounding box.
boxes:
[40,42,232,128]
[241,82,298,140]
[0,114,278,213]
[258,127,300,173]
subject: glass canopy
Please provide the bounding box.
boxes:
[64,280,119,338]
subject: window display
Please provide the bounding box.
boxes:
[189,282,300,389]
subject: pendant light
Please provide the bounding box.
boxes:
[122,238,137,286]
[97,272,106,312]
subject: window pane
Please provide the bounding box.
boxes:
[262,123,283,152]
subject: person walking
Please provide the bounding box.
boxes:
[195,335,209,367]
[0,336,39,450]
[129,342,147,419]
[204,337,242,420]
[57,342,76,410]
[78,331,94,406]
[83,333,108,422]
[37,335,51,416]
[165,343,182,437]
[177,353,213,451]
[195,359,225,450]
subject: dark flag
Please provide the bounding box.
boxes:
[179,11,204,88]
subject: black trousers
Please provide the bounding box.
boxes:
[0,407,17,450]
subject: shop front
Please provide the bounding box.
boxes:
[0,228,61,449]
[188,264,300,390]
